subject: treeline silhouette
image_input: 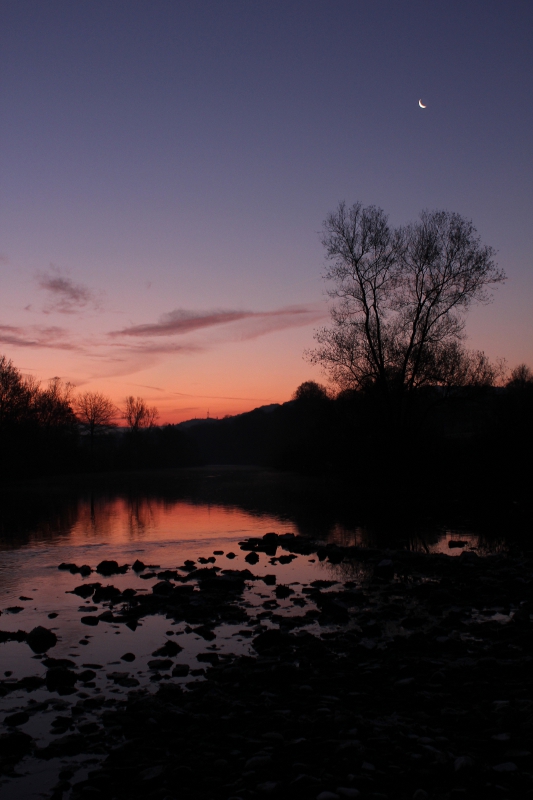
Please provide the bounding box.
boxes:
[1,353,532,520]
[0,355,197,479]
[181,372,533,518]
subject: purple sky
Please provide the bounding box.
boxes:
[1,1,532,421]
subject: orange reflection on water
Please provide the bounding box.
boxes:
[67,496,289,546]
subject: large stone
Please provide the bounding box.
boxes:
[152,580,174,596]
[45,667,77,692]
[96,560,128,576]
[171,663,190,677]
[147,659,173,671]
[71,583,100,599]
[81,616,99,626]
[0,730,33,761]
[26,626,57,653]
[152,640,183,657]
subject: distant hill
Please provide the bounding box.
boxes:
[176,403,291,465]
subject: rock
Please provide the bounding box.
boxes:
[92,585,121,603]
[58,563,91,576]
[42,657,76,668]
[45,668,77,692]
[226,552,236,559]
[121,653,136,662]
[275,584,294,598]
[96,560,128,576]
[80,616,99,626]
[152,640,183,657]
[152,580,174,596]
[0,629,27,644]
[0,730,33,761]
[197,652,219,664]
[71,583,100,599]
[278,554,296,564]
[78,670,97,683]
[171,663,190,677]
[448,540,468,549]
[4,711,30,726]
[147,659,173,671]
[198,575,245,594]
[132,560,146,572]
[106,672,140,687]
[493,762,517,771]
[26,626,57,653]
[245,552,260,565]
[192,625,216,641]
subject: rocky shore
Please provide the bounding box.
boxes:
[1,533,532,799]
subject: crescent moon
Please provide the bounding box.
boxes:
[419,99,426,108]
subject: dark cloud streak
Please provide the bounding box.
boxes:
[37,268,102,314]
[0,323,80,351]
[110,305,325,339]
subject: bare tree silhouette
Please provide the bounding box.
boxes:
[307,202,505,405]
[75,391,118,445]
[123,396,159,432]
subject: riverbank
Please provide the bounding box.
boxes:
[1,533,532,799]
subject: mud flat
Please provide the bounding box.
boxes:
[1,534,532,799]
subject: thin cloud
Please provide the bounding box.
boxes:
[0,324,36,348]
[172,391,268,401]
[124,385,268,403]
[110,305,325,339]
[37,267,102,314]
[128,383,166,393]
[0,323,80,351]
[108,340,205,356]
[110,309,256,338]
[230,306,327,342]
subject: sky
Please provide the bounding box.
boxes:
[1,0,532,423]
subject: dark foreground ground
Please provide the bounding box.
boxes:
[1,534,532,800]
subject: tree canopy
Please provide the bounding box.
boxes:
[123,396,159,432]
[307,202,505,398]
[74,391,118,441]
